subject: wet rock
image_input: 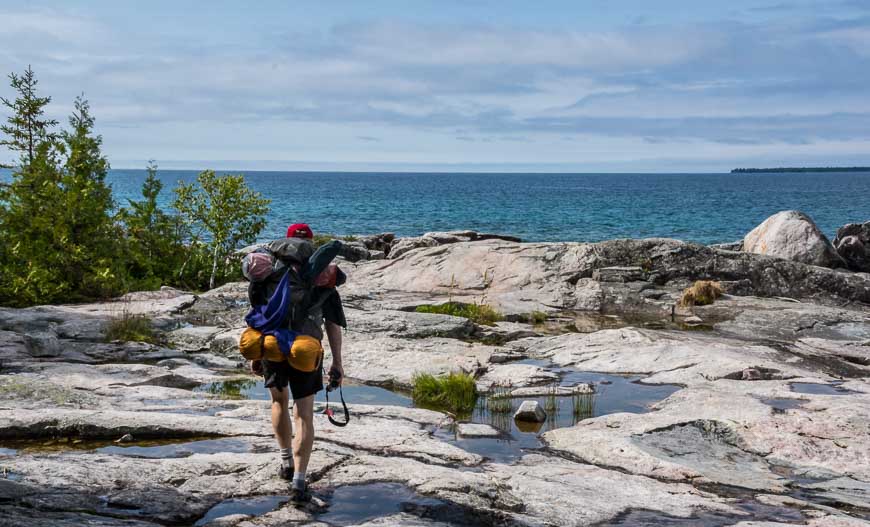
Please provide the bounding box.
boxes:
[115,433,135,443]
[834,220,870,272]
[514,400,547,422]
[743,210,843,268]
[456,423,503,439]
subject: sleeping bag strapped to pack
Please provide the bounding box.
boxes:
[239,238,344,371]
[239,330,323,372]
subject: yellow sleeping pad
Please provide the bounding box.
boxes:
[239,329,322,372]
[288,335,323,372]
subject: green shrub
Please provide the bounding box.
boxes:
[415,302,504,326]
[411,372,477,416]
[104,311,155,343]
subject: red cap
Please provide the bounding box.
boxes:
[287,223,314,239]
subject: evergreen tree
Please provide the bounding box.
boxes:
[0,70,124,305]
[119,162,187,289]
[0,66,58,168]
[57,95,125,298]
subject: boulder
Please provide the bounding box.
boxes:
[358,232,395,254]
[514,400,547,422]
[743,211,843,268]
[833,221,870,273]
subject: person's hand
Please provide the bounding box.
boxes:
[250,359,263,375]
[329,362,344,386]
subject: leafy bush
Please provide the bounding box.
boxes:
[173,170,270,290]
[679,280,724,307]
[415,302,504,326]
[411,372,477,416]
[104,311,155,343]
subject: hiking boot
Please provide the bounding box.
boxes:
[289,484,312,504]
[278,464,294,481]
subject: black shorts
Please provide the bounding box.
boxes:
[262,356,323,400]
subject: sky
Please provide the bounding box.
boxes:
[1,1,870,172]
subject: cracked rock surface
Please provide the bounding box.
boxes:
[2,237,870,526]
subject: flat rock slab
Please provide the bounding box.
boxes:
[456,423,503,439]
[344,308,474,339]
[0,408,268,439]
[477,363,559,391]
[333,335,495,388]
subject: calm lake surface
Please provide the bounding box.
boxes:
[3,169,868,244]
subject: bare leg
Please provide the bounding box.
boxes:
[292,394,315,474]
[269,387,292,450]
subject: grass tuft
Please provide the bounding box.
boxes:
[415,302,504,326]
[105,311,155,343]
[678,280,724,308]
[486,381,514,414]
[411,372,477,416]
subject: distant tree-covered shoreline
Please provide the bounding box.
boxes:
[731,167,870,173]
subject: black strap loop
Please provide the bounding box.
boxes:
[324,385,350,427]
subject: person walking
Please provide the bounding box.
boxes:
[247,223,352,503]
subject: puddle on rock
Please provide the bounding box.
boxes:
[194,495,288,526]
[759,398,805,414]
[316,483,475,526]
[790,382,855,396]
[440,367,681,463]
[196,377,413,407]
[604,499,804,526]
[96,437,253,458]
[0,447,17,456]
[536,311,716,335]
[0,436,251,458]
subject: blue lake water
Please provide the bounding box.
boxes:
[2,169,868,243]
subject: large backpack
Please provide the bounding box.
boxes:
[239,238,342,370]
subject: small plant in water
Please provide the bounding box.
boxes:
[544,382,560,414]
[572,389,595,422]
[105,310,156,343]
[678,280,724,307]
[411,372,477,416]
[486,381,514,413]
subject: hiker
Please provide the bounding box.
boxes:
[243,223,360,503]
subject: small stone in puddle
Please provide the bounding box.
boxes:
[456,423,502,439]
[115,433,135,443]
[514,400,547,423]
[684,316,703,324]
